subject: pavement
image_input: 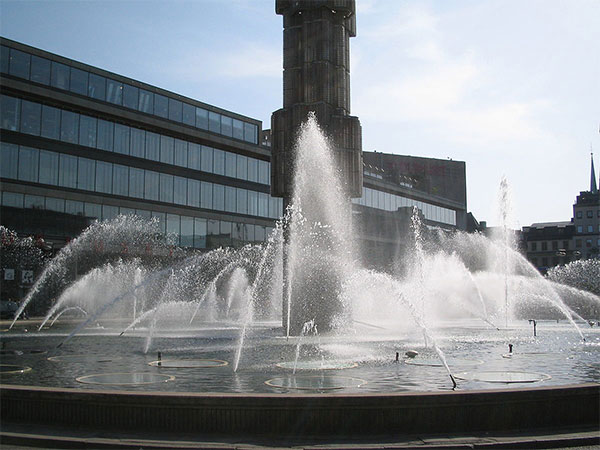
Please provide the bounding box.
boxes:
[1,421,599,449]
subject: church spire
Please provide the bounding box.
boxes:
[591,151,598,194]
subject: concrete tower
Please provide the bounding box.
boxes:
[271,0,363,200]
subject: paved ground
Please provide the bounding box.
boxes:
[1,421,598,449]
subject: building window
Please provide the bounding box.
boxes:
[233,119,244,140]
[70,67,88,96]
[154,94,168,118]
[30,55,51,85]
[39,150,59,185]
[138,89,153,113]
[145,132,160,161]
[201,145,213,172]
[221,115,233,137]
[159,135,174,164]
[588,225,594,233]
[173,176,187,205]
[112,164,129,196]
[79,115,98,148]
[59,154,77,188]
[248,158,258,183]
[188,143,201,170]
[196,108,208,130]
[41,105,60,140]
[180,216,194,247]
[88,73,106,100]
[200,181,213,209]
[96,119,114,151]
[587,210,593,218]
[129,167,144,198]
[130,128,145,158]
[168,98,182,122]
[18,146,39,182]
[114,124,130,155]
[144,171,159,201]
[159,173,174,203]
[576,211,582,219]
[1,95,20,130]
[187,179,200,208]
[123,84,139,110]
[586,239,592,248]
[20,100,41,135]
[224,186,236,213]
[213,149,225,175]
[174,139,187,167]
[166,214,180,245]
[208,111,220,133]
[562,240,569,250]
[60,110,79,144]
[577,226,583,233]
[225,152,236,178]
[106,79,123,105]
[213,184,224,211]
[237,188,248,214]
[552,241,558,250]
[182,103,195,126]
[541,242,547,251]
[77,157,95,191]
[9,48,30,79]
[1,142,19,179]
[575,239,582,248]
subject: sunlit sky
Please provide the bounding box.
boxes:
[1,0,598,228]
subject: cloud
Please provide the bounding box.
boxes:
[163,42,281,83]
[213,43,281,79]
[354,4,552,149]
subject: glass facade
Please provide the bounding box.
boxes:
[0,143,283,220]
[353,186,457,226]
[1,44,259,144]
[1,190,274,248]
[1,39,463,257]
[0,95,270,185]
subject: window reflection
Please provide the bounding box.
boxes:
[9,48,30,79]
[30,55,51,85]
[70,68,88,95]
[51,62,70,90]
[3,46,260,144]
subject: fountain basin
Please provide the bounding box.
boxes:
[1,383,598,438]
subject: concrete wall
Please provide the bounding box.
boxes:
[1,383,598,438]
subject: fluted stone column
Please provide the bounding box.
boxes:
[271,0,363,334]
[271,0,363,199]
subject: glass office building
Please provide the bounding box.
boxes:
[1,38,282,250]
[1,37,466,255]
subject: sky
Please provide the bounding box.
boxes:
[1,0,599,228]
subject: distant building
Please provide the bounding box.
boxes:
[522,154,600,273]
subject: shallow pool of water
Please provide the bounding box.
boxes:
[1,319,598,393]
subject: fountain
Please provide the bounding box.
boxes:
[1,114,599,444]
[1,0,599,439]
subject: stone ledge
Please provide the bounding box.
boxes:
[1,383,599,438]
